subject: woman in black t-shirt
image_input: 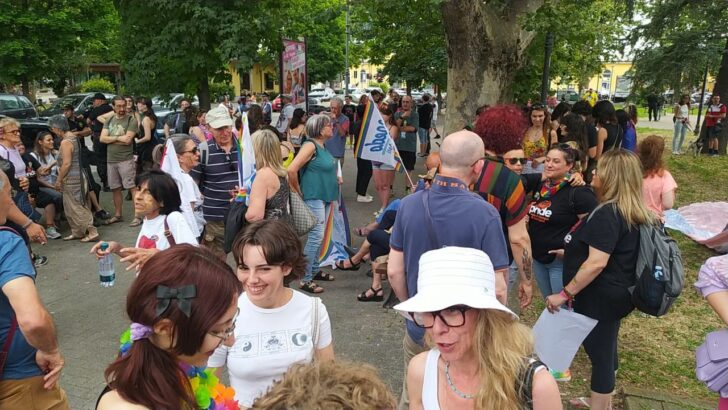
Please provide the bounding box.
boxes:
[527,144,597,301]
[545,149,656,410]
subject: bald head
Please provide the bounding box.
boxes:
[440,131,485,171]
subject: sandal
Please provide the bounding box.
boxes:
[80,233,100,243]
[569,397,590,409]
[313,271,335,281]
[357,287,384,302]
[299,281,324,294]
[63,234,82,241]
[105,216,123,225]
[128,217,143,227]
[335,257,360,271]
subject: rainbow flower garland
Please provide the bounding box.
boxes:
[119,328,238,410]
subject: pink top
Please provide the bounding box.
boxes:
[642,170,677,218]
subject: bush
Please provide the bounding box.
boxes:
[79,77,115,93]
[209,82,235,102]
[368,81,389,94]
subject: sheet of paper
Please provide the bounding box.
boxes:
[532,308,598,372]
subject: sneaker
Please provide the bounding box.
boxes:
[550,369,572,382]
[33,254,48,268]
[357,194,373,203]
[46,226,62,240]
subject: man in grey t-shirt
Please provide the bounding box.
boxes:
[275,95,295,135]
[100,96,138,224]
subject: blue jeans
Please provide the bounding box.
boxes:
[673,120,688,152]
[303,199,330,282]
[533,257,564,299]
[417,127,429,145]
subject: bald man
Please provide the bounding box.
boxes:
[387,130,510,408]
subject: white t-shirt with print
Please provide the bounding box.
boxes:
[207,290,332,407]
[134,212,198,250]
[177,172,204,236]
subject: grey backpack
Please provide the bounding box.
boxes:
[631,223,685,317]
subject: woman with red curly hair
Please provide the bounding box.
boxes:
[638,135,677,222]
[473,105,534,309]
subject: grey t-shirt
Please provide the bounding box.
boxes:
[103,114,138,163]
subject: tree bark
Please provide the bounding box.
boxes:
[197,71,211,111]
[714,38,728,154]
[440,0,545,134]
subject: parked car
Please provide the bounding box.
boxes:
[38,92,115,118]
[35,89,58,104]
[691,92,710,106]
[309,88,335,102]
[0,94,39,119]
[272,96,282,112]
[0,114,50,151]
[152,94,199,135]
[308,98,327,115]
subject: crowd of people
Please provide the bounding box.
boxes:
[0,86,723,410]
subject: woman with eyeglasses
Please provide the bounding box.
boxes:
[522,105,558,174]
[245,129,291,223]
[287,114,341,294]
[97,245,242,410]
[397,247,562,410]
[169,134,205,238]
[91,170,198,271]
[546,150,656,410]
[208,220,334,408]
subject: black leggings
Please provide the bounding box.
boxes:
[356,157,372,196]
[582,318,621,394]
[367,210,396,260]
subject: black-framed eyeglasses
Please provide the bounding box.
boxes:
[208,307,239,342]
[182,147,199,155]
[504,157,527,165]
[410,305,472,329]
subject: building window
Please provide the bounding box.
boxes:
[360,70,366,82]
[241,72,251,91]
[264,73,275,90]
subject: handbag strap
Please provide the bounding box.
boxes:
[164,215,176,246]
[420,190,440,248]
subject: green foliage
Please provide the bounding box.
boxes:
[208,82,235,102]
[367,81,389,94]
[351,0,447,89]
[513,0,628,102]
[629,0,727,99]
[79,77,115,93]
[0,0,120,93]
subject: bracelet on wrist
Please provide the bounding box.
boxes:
[22,219,33,229]
[561,288,574,300]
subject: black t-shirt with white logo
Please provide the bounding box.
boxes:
[527,185,597,264]
[562,203,640,321]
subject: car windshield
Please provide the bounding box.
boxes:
[48,95,87,110]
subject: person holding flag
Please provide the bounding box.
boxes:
[161,134,204,239]
[288,114,341,294]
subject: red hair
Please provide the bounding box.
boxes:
[474,105,528,155]
[104,245,243,410]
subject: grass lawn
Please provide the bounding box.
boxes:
[521,127,727,407]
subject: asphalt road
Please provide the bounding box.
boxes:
[35,140,429,409]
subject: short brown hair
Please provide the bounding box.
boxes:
[638,135,666,177]
[251,360,397,410]
[232,220,305,285]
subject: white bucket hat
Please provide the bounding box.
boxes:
[394,247,516,319]
[206,105,233,129]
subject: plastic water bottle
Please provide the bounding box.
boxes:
[98,242,115,287]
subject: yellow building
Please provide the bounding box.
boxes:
[346,60,386,89]
[229,62,278,96]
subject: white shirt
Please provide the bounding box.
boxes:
[0,145,26,178]
[207,290,332,407]
[177,172,204,236]
[134,212,198,250]
[432,101,439,122]
[676,104,689,120]
[30,152,59,185]
[276,103,295,134]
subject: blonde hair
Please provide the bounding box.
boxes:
[251,129,286,177]
[251,360,396,410]
[596,149,656,227]
[0,117,20,138]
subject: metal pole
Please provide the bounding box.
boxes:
[695,63,709,135]
[540,32,554,105]
[344,0,350,96]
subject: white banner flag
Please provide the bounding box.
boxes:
[355,101,398,167]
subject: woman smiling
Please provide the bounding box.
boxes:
[208,220,334,409]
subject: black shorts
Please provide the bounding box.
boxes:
[399,151,416,171]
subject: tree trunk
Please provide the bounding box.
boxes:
[197,72,211,111]
[714,38,728,154]
[440,0,544,135]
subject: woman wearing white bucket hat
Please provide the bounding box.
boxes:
[396,247,561,410]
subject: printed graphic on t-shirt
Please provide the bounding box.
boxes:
[230,327,311,358]
[529,200,553,223]
[137,235,158,249]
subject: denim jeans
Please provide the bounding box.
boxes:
[533,257,564,298]
[303,199,330,282]
[673,120,688,152]
[417,127,429,145]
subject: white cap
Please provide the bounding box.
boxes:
[206,105,233,129]
[394,247,516,319]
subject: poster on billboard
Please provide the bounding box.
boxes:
[281,39,307,110]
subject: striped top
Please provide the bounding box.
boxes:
[475,157,528,227]
[189,140,239,221]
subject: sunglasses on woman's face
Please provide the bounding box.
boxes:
[504,157,526,165]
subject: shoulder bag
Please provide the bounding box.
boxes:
[289,190,316,236]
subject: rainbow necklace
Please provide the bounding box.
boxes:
[535,176,570,200]
[119,327,238,410]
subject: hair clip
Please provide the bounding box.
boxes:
[156,284,196,318]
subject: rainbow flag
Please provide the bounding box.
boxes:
[317,190,352,267]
